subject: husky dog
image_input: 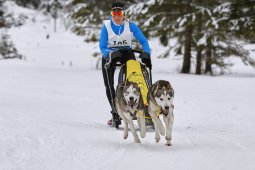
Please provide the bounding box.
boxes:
[148,80,174,146]
[115,81,146,143]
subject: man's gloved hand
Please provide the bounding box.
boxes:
[140,52,151,68]
[105,51,122,69]
[110,50,122,63]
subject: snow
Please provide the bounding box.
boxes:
[213,2,231,14]
[1,6,255,170]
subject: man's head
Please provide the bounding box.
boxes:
[112,2,125,10]
[111,1,125,24]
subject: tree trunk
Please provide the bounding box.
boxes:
[54,18,57,33]
[0,5,5,28]
[196,46,202,74]
[181,24,192,73]
[205,46,213,75]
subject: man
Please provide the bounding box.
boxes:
[99,1,151,126]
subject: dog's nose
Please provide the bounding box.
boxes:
[165,106,169,110]
[129,97,134,101]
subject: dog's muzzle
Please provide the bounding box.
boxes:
[127,97,137,109]
[162,110,169,117]
[128,100,137,108]
[161,105,174,117]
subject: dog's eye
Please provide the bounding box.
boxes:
[160,98,163,101]
[168,97,171,100]
[134,90,138,94]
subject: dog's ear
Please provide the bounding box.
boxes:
[125,80,132,87]
[157,81,163,90]
[158,80,170,90]
[164,81,174,97]
[152,81,160,96]
[170,89,175,98]
[165,81,172,90]
[117,85,125,95]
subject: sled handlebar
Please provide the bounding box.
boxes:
[104,49,152,86]
[111,49,146,67]
[131,49,143,54]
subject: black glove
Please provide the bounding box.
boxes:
[110,50,122,63]
[140,52,151,68]
[105,51,122,69]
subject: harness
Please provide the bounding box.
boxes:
[122,93,174,119]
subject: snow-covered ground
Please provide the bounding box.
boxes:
[1,4,255,170]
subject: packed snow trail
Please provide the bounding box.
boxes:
[1,58,255,170]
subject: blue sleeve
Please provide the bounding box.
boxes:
[130,22,151,55]
[99,24,110,58]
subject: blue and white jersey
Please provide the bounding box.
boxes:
[99,17,151,58]
[103,20,132,49]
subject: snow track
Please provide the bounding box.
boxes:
[1,61,254,170]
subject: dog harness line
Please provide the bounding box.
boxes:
[136,108,161,119]
[136,104,174,119]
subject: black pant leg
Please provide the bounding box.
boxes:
[102,57,116,111]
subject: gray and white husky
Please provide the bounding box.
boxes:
[148,80,174,146]
[115,81,146,143]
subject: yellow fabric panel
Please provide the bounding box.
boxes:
[126,60,148,105]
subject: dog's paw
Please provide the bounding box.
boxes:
[123,134,128,139]
[140,132,146,138]
[165,137,172,146]
[135,138,141,143]
[155,138,160,143]
[165,142,172,146]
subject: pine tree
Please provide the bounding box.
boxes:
[0,31,19,59]
[128,0,254,75]
[50,0,62,32]
[67,0,141,42]
[0,1,20,60]
[67,0,112,42]
[0,0,5,28]
[227,0,255,66]
[128,0,199,73]
[66,0,254,74]
[230,0,255,41]
[199,1,254,74]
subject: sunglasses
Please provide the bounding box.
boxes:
[111,9,124,17]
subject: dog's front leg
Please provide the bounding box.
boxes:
[155,117,165,136]
[127,119,141,143]
[137,115,146,138]
[123,118,129,139]
[149,104,164,142]
[116,105,129,139]
[149,107,165,136]
[149,110,163,142]
[151,117,161,143]
[163,111,174,146]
